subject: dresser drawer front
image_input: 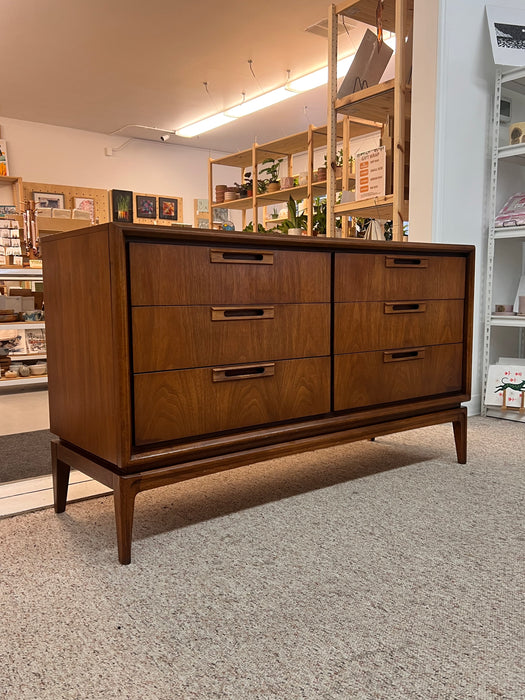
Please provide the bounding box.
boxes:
[132,303,330,372]
[129,243,331,305]
[334,300,464,354]
[335,253,466,301]
[334,344,464,411]
[134,357,331,444]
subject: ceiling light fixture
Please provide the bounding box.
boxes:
[175,43,394,138]
[175,112,237,138]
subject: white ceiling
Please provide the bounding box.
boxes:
[1,0,370,153]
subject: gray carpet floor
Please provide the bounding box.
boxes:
[0,429,54,483]
[0,416,523,699]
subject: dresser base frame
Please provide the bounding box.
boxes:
[51,407,467,564]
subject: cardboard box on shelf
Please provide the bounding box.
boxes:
[0,295,34,313]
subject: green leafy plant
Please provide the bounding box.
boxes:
[259,158,283,184]
[278,196,307,234]
[243,221,266,233]
[312,197,326,236]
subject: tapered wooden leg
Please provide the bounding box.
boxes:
[452,409,467,464]
[51,441,70,513]
[113,478,137,565]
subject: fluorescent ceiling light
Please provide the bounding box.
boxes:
[226,87,295,118]
[286,54,354,93]
[287,66,328,92]
[176,112,236,138]
[174,45,384,137]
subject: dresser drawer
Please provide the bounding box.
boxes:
[334,343,464,411]
[335,252,466,302]
[134,357,331,444]
[129,243,331,305]
[334,300,464,354]
[132,303,330,372]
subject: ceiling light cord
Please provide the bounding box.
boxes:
[248,59,262,91]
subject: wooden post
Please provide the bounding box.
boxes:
[327,3,338,238]
[392,0,408,241]
[207,158,213,229]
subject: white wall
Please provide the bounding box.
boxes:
[0,115,230,225]
[410,0,521,414]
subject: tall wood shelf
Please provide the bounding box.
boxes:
[327,0,413,240]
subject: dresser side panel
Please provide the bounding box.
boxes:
[42,227,121,464]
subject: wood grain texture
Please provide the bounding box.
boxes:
[334,343,464,411]
[132,303,330,372]
[44,225,475,563]
[134,357,331,444]
[335,252,466,301]
[129,243,331,305]
[334,300,464,353]
[41,228,121,463]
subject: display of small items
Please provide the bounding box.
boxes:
[3,361,47,379]
[0,219,23,267]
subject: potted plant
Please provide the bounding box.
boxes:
[312,197,327,237]
[243,221,266,233]
[259,158,283,193]
[244,173,253,197]
[278,196,307,235]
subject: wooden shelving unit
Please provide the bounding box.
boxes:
[326,0,413,240]
[208,121,366,236]
[0,175,23,211]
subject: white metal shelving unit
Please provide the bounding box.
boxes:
[482,66,525,421]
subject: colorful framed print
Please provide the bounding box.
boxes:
[74,197,95,220]
[136,195,157,219]
[33,192,65,209]
[111,189,133,223]
[159,197,178,221]
[0,140,9,176]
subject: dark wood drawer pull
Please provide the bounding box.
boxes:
[212,362,275,382]
[384,302,427,314]
[210,249,274,265]
[385,256,428,269]
[211,306,275,321]
[383,348,426,363]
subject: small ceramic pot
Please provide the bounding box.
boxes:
[267,182,280,193]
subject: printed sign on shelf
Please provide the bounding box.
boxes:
[355,146,386,202]
[485,364,525,407]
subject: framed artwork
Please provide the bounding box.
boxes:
[213,207,228,223]
[486,6,525,66]
[0,139,9,176]
[196,198,209,214]
[74,197,95,220]
[111,189,133,223]
[136,195,157,219]
[33,191,65,209]
[159,197,178,221]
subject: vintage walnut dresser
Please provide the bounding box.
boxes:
[41,225,474,563]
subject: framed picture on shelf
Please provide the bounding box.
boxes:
[213,207,228,223]
[74,197,95,220]
[33,192,65,209]
[136,195,157,219]
[0,139,9,176]
[0,329,26,355]
[159,197,178,221]
[111,189,133,223]
[25,328,46,354]
[196,198,209,214]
